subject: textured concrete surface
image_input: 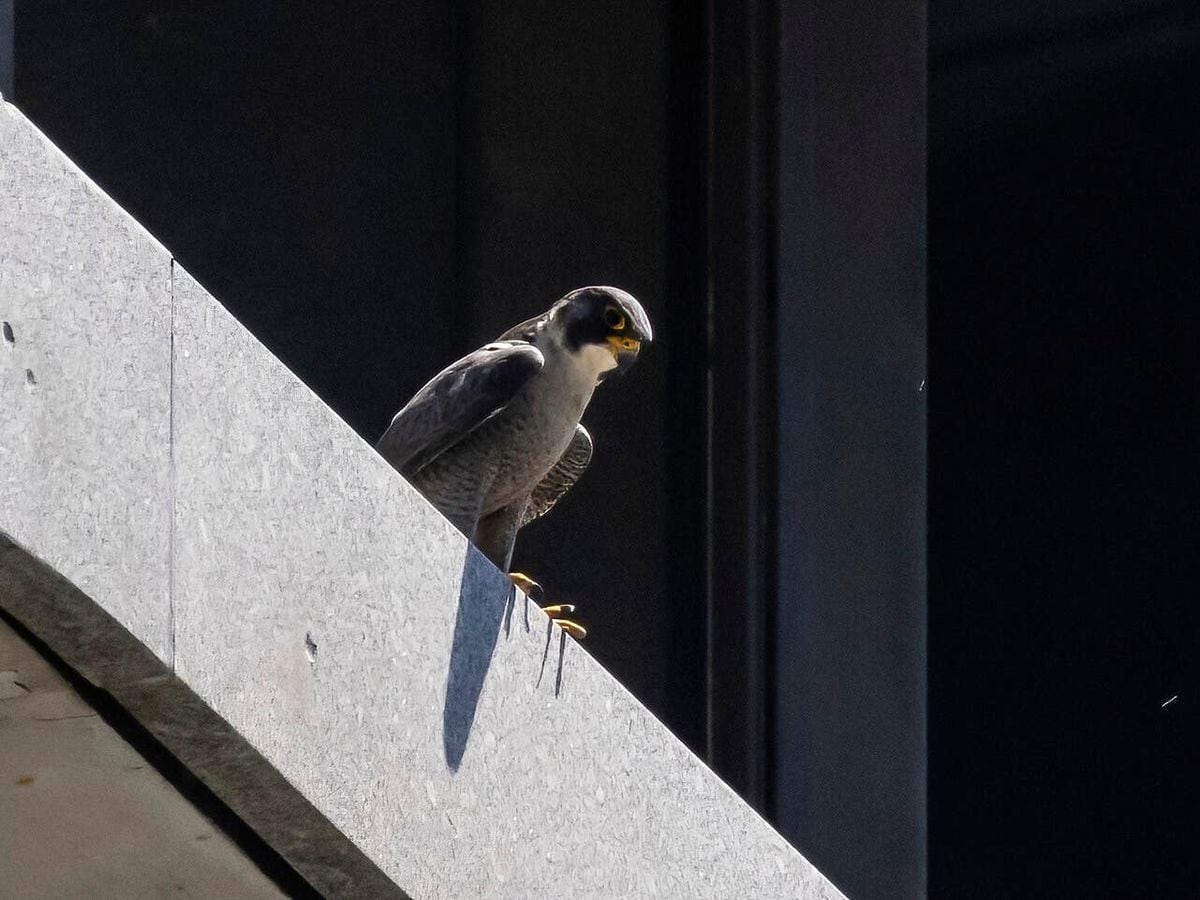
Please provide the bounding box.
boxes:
[0,616,285,900]
[0,100,173,661]
[2,100,846,898]
[171,275,844,899]
[0,534,411,899]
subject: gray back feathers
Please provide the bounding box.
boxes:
[376,341,544,476]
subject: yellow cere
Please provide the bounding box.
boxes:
[607,335,641,354]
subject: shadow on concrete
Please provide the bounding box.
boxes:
[0,533,407,898]
[501,572,530,641]
[442,547,511,771]
[535,619,569,698]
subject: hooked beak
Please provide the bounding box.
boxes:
[607,335,642,376]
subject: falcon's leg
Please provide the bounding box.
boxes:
[473,502,524,571]
[488,521,587,640]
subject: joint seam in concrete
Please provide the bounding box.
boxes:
[168,258,177,671]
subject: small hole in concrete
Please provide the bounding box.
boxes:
[2,322,13,344]
[304,632,318,664]
[25,369,36,385]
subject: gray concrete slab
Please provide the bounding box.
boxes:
[0,100,173,660]
[1,99,846,899]
[0,616,286,900]
[172,266,845,899]
[0,534,410,899]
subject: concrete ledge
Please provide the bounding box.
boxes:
[1,99,846,898]
[0,608,287,899]
[0,534,408,899]
[0,100,172,660]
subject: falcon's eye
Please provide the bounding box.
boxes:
[604,307,626,331]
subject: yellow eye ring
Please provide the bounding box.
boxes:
[604,307,626,330]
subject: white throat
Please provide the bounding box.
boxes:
[534,325,617,410]
[574,342,620,380]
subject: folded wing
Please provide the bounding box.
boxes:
[376,341,544,477]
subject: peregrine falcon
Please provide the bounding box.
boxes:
[376,286,653,638]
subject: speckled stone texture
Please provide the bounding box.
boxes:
[3,101,845,899]
[0,101,173,660]
[170,272,844,900]
[0,534,410,899]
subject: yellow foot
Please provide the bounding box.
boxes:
[508,572,544,603]
[541,604,587,641]
[510,574,587,639]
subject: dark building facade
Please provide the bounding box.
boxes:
[13,1,1193,897]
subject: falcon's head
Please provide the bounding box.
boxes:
[549,286,653,381]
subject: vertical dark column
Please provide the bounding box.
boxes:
[663,0,710,748]
[704,0,778,811]
[929,7,1200,895]
[0,0,12,99]
[774,1,927,898]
